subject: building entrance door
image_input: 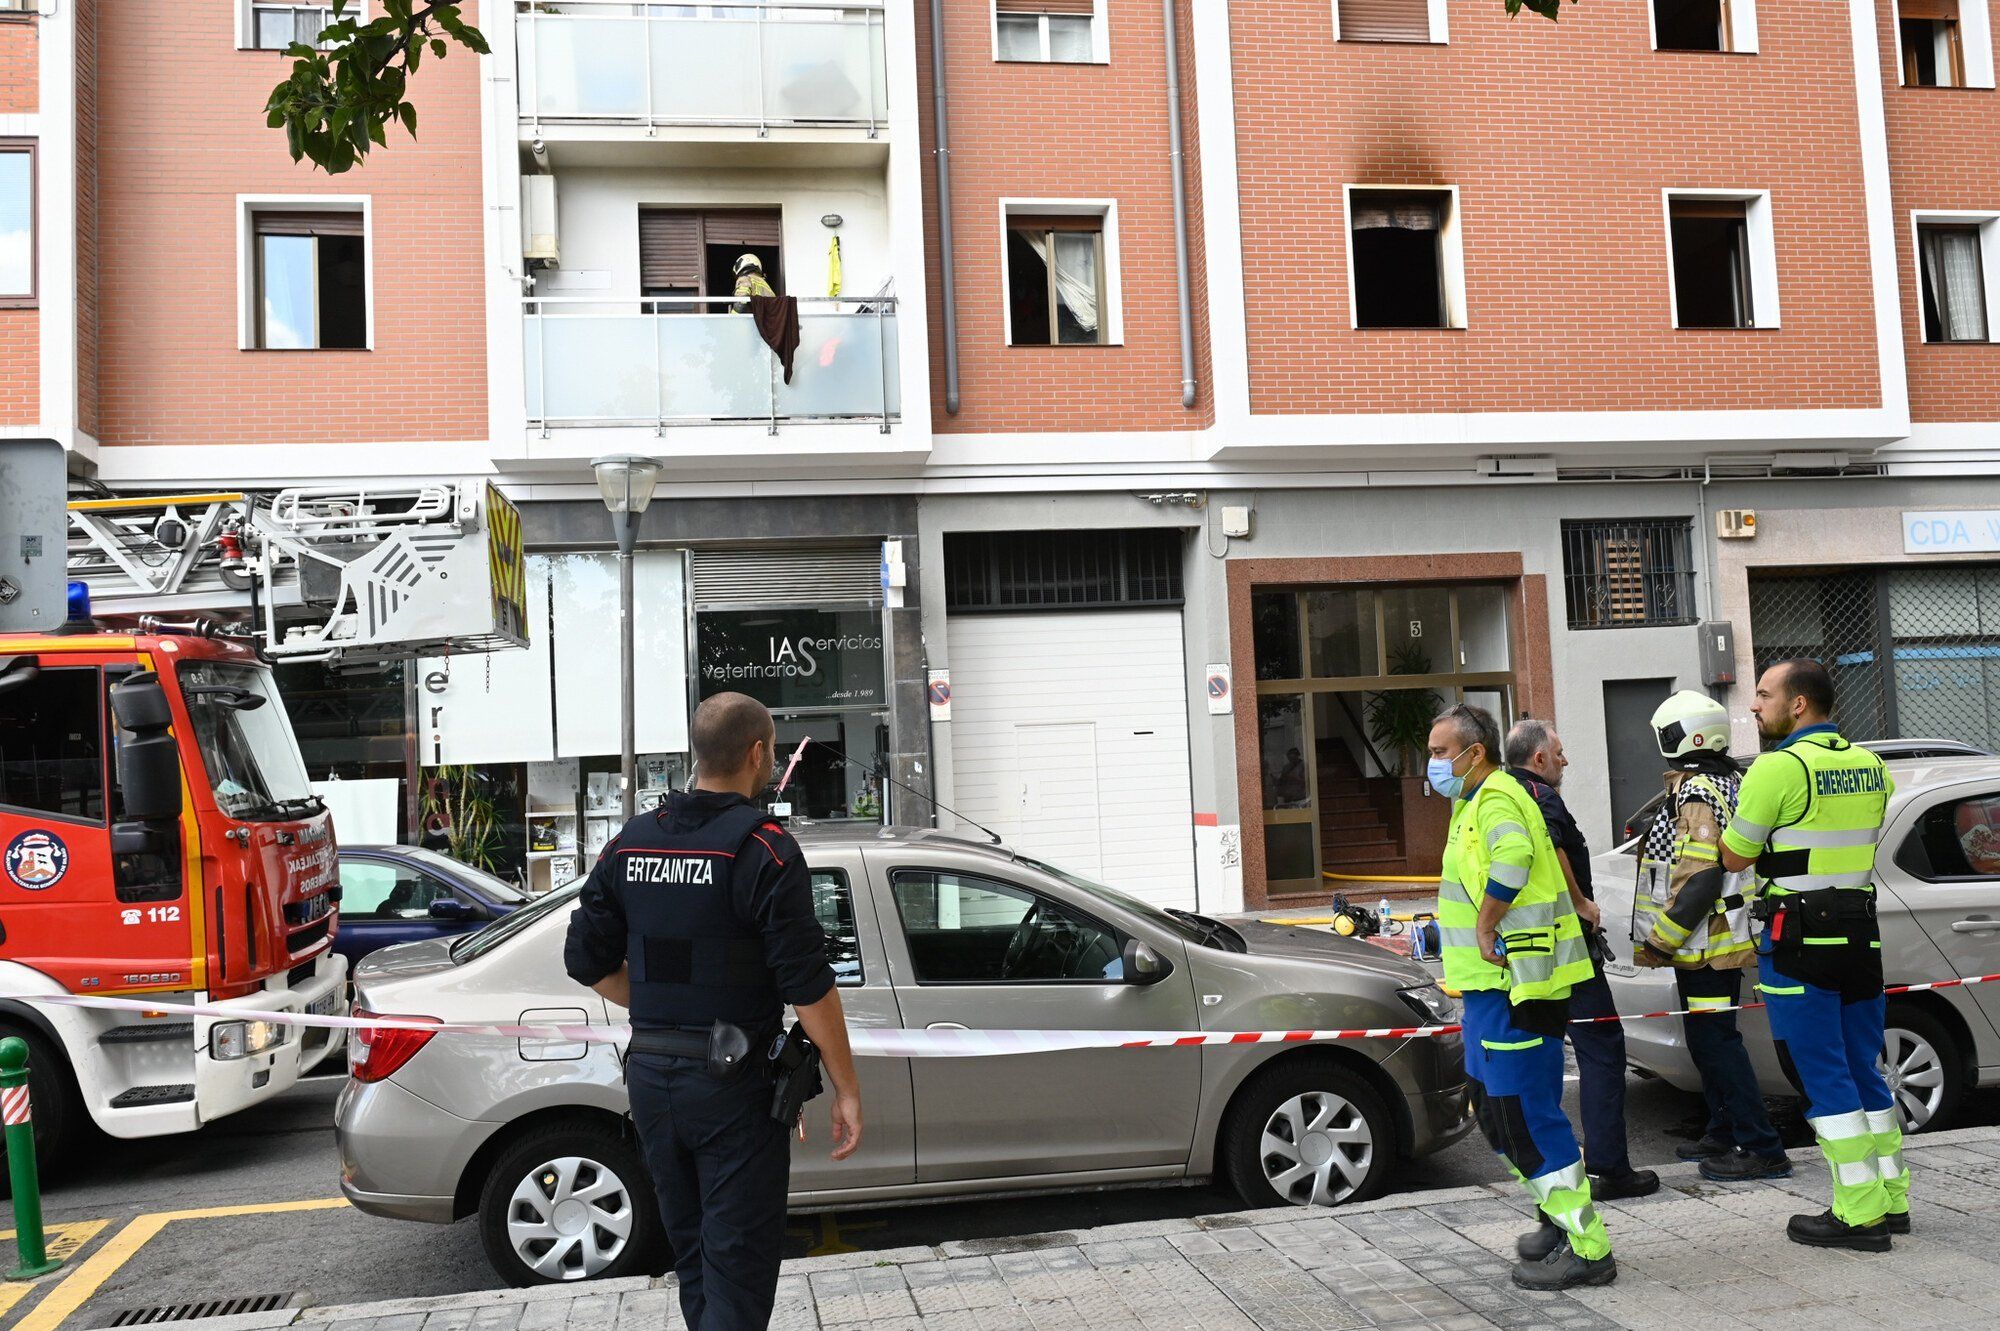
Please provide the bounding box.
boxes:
[1601,678,1674,841]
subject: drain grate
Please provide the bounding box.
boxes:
[103,1293,293,1326]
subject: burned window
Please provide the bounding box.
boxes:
[1655,0,1727,50]
[1350,191,1447,329]
[1669,199,1754,329]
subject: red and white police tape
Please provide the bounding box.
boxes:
[11,969,2000,1058]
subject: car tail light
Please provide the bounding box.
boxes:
[349,1010,441,1084]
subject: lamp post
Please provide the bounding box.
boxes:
[592,455,663,820]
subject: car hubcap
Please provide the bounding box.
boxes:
[507,1155,635,1281]
[1259,1090,1373,1206]
[1879,1029,1945,1132]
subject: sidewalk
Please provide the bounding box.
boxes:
[179,1127,2000,1331]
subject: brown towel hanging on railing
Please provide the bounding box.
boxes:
[749,294,801,383]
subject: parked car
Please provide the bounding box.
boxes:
[333,845,529,973]
[1598,754,2000,1134]
[336,827,1473,1286]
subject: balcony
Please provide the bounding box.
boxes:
[517,1,888,134]
[522,297,901,433]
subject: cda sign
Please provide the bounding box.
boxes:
[1905,511,2000,555]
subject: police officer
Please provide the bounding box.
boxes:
[1630,691,1790,1183]
[1718,659,1906,1251]
[1502,719,1658,1203]
[565,692,863,1329]
[732,254,777,311]
[1430,705,1614,1290]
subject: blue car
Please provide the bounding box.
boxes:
[333,845,530,971]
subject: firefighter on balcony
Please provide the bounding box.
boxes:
[1631,690,1791,1183]
[731,252,777,310]
[1719,658,1906,1251]
[1430,704,1615,1291]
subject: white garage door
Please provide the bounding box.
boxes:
[947,610,1198,910]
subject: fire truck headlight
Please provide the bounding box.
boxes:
[209,1019,285,1060]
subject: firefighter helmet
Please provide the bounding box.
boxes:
[733,253,764,275]
[1651,689,1730,759]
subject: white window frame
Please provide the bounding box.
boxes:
[237,194,374,351]
[997,198,1124,345]
[1910,209,2000,343]
[237,1,367,53]
[1341,184,1467,330]
[990,1,1108,64]
[1891,0,1996,87]
[1662,189,1780,330]
[1329,0,1449,45]
[1645,0,1759,54]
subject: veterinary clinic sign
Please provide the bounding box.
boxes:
[1905,511,2000,555]
[697,609,885,710]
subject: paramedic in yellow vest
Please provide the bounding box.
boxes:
[1719,658,1905,1252]
[732,253,777,310]
[1631,690,1792,1183]
[1429,704,1614,1291]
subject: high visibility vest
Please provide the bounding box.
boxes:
[1438,770,1594,1003]
[1721,729,1892,900]
[1631,770,1757,969]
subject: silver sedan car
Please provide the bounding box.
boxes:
[336,827,1473,1285]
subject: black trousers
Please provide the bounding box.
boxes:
[1675,966,1785,1157]
[627,1053,790,1331]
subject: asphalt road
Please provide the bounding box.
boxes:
[8,1051,1949,1330]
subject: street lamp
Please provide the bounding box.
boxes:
[592,454,663,820]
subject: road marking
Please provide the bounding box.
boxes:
[787,1213,886,1257]
[0,1223,110,1322]
[14,1199,347,1331]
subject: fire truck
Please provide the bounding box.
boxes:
[0,481,527,1169]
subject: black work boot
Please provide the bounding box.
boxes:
[1589,1168,1661,1200]
[1676,1135,1731,1162]
[1885,1210,1912,1235]
[1512,1243,1618,1290]
[1516,1216,1564,1262]
[1787,1208,1891,1252]
[1699,1149,1794,1182]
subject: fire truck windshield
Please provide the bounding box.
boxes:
[178,661,318,820]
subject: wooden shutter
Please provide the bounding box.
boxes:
[995,0,1095,13]
[1602,538,1646,623]
[1339,0,1430,42]
[639,210,701,291]
[700,210,782,248]
[1901,0,1958,20]
[254,210,362,237]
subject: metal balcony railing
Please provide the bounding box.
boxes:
[522,295,900,434]
[516,1,887,135]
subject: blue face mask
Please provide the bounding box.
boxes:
[1427,746,1471,800]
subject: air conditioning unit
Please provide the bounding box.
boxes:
[1716,508,1757,539]
[522,175,558,266]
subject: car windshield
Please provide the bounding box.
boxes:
[399,846,530,904]
[1014,855,1228,949]
[451,881,580,962]
[177,661,318,820]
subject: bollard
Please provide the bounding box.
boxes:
[0,1038,61,1279]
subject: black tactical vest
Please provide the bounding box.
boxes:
[612,798,783,1030]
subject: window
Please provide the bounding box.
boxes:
[1335,0,1446,44]
[0,140,31,308]
[1347,188,1463,329]
[1899,792,2000,880]
[178,661,316,820]
[945,529,1184,611]
[0,668,105,822]
[1920,223,1991,342]
[1898,0,1996,86]
[1666,193,1777,329]
[890,870,1124,983]
[812,868,863,985]
[246,3,342,51]
[1652,0,1757,52]
[994,0,1100,63]
[1005,213,1107,345]
[248,207,367,349]
[337,860,460,920]
[635,208,783,312]
[1561,519,1699,629]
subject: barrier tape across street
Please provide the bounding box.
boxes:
[15,969,2000,1058]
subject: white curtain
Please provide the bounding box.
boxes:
[1925,227,1988,341]
[1023,230,1100,335]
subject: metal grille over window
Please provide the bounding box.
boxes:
[1560,519,1697,629]
[944,529,1182,611]
[1748,570,1887,741]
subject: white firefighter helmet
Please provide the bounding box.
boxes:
[733,253,764,276]
[1651,689,1730,759]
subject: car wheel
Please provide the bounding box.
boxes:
[0,1026,79,1185]
[1222,1058,1394,1209]
[478,1121,664,1286]
[1879,1004,1964,1134]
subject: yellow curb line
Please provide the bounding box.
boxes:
[0,1224,110,1323]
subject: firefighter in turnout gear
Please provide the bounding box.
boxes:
[732,253,777,310]
[1631,690,1791,1182]
[1430,705,1615,1291]
[1720,659,1906,1252]
[565,693,863,1330]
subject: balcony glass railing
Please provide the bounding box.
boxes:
[517,1,887,132]
[523,296,900,432]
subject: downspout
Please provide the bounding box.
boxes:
[929,0,961,414]
[1162,0,1197,409]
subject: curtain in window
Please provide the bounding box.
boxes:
[1021,230,1100,336]
[1924,227,1988,341]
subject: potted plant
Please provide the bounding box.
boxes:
[1364,645,1442,777]
[421,765,507,874]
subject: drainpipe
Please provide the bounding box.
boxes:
[929,0,962,414]
[1162,0,1197,409]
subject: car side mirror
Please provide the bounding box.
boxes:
[110,672,182,823]
[428,898,473,922]
[1122,938,1173,986]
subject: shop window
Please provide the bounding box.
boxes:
[0,140,32,308]
[1561,519,1698,629]
[1667,193,1777,329]
[1347,188,1464,330]
[245,204,369,350]
[1004,208,1113,345]
[1917,217,1999,343]
[890,870,1123,983]
[994,0,1102,63]
[1335,0,1447,44]
[1653,0,1758,52]
[945,529,1183,611]
[0,667,105,822]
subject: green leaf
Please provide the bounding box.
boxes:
[399,101,418,136]
[368,118,388,147]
